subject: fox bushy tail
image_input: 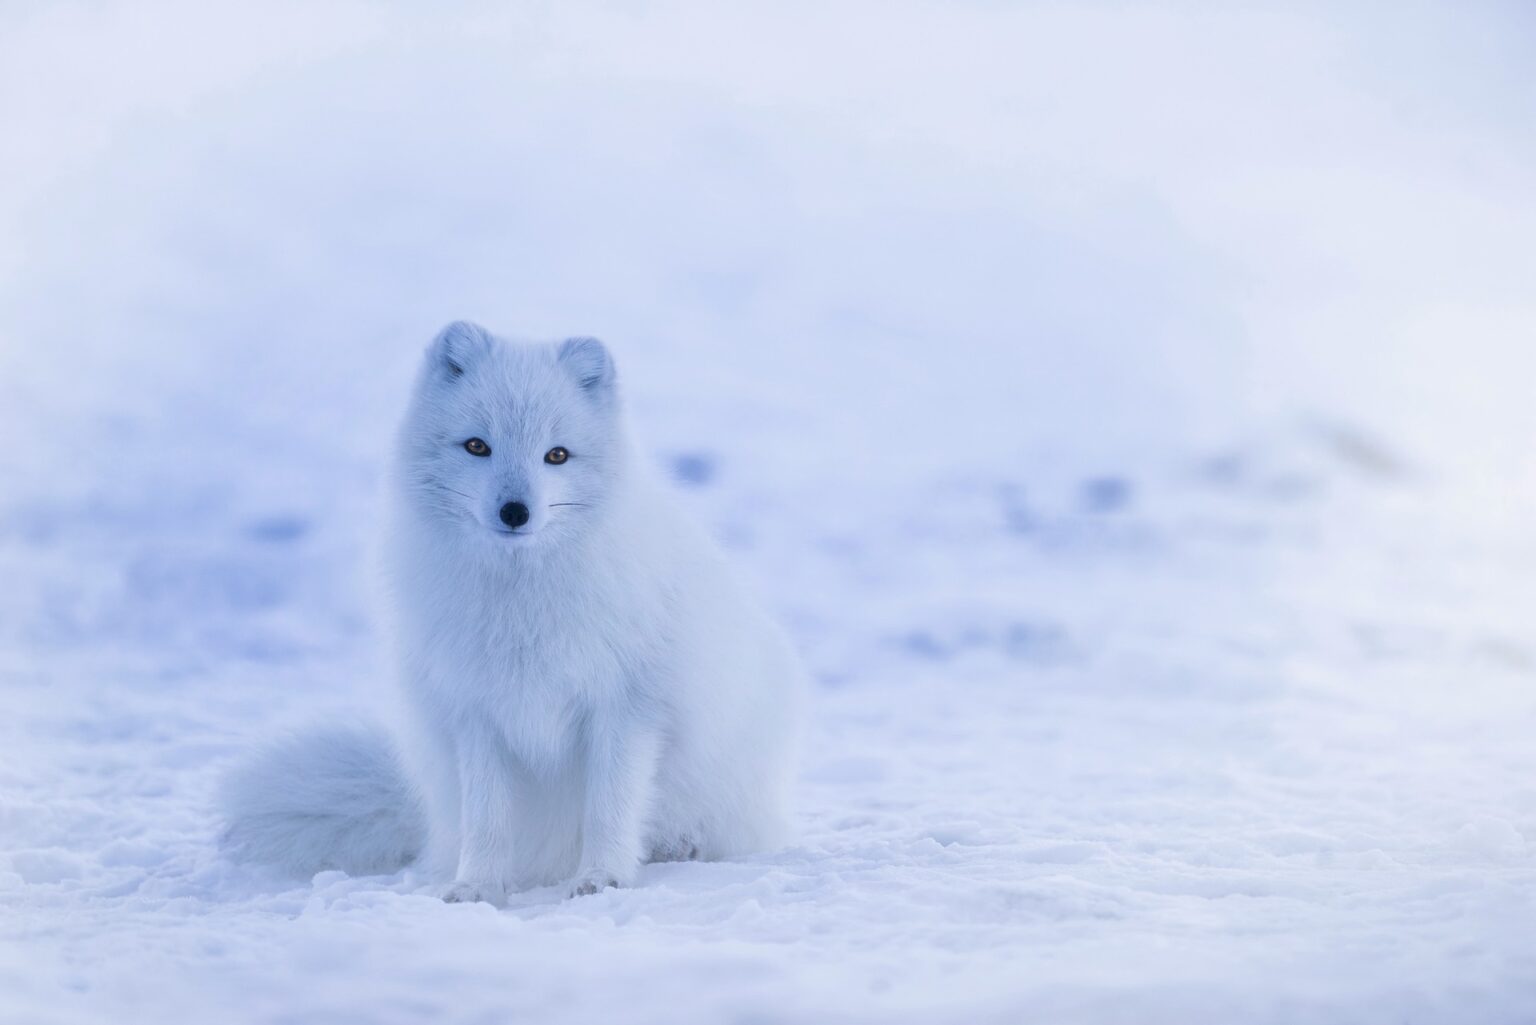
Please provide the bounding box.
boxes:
[219,722,425,878]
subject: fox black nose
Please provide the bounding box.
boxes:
[499,502,530,529]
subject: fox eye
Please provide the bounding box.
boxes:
[464,438,491,457]
[544,446,569,465]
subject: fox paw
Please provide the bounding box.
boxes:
[567,872,620,899]
[441,880,505,906]
[649,838,700,863]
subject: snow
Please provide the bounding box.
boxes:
[2,2,1535,1022]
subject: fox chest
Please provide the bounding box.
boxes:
[418,609,635,767]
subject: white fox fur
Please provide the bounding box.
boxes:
[219,722,424,876]
[221,323,803,902]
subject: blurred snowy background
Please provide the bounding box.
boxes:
[1,2,1534,1022]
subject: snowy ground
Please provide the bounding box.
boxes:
[2,3,1534,1023]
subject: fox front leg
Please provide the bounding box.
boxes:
[442,724,519,906]
[568,715,661,898]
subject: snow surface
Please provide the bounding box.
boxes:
[2,2,1535,1022]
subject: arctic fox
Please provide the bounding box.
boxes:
[222,322,803,902]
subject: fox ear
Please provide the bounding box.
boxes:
[428,321,493,379]
[557,337,615,396]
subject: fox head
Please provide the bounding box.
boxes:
[395,321,624,547]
